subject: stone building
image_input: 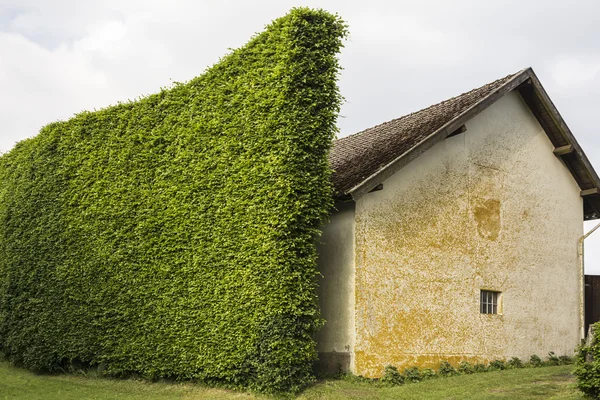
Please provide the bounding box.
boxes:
[316,67,600,377]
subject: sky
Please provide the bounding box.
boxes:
[1,0,600,271]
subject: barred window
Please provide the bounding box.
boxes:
[480,290,501,314]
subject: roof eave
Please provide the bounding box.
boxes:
[518,69,600,220]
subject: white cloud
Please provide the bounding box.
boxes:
[348,10,466,68]
[76,20,127,53]
[551,57,600,88]
[0,31,113,151]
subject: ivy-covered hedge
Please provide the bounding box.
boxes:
[0,8,346,393]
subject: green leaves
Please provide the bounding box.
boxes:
[575,324,600,398]
[0,8,346,393]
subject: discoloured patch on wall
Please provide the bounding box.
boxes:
[351,91,582,377]
[474,199,501,240]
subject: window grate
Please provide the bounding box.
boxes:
[480,290,500,314]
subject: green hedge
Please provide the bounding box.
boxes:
[0,8,346,392]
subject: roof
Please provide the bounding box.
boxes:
[329,67,600,220]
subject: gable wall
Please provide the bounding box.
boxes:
[352,90,583,377]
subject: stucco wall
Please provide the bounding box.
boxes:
[315,201,356,372]
[353,91,583,377]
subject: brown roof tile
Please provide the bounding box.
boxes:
[330,72,519,197]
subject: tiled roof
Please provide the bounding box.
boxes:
[329,73,518,197]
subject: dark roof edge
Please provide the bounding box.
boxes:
[524,69,600,219]
[527,69,600,183]
[347,67,600,219]
[347,68,531,199]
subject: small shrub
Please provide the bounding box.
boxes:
[529,354,543,367]
[547,351,560,366]
[507,357,524,369]
[575,345,600,398]
[421,368,436,380]
[438,361,457,376]
[575,323,600,398]
[403,366,422,383]
[458,361,475,374]
[474,363,488,373]
[342,373,375,384]
[489,360,506,371]
[381,365,404,386]
[558,355,573,365]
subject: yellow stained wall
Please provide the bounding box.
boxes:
[349,91,582,377]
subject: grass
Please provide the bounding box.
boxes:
[0,361,254,400]
[300,366,584,399]
[0,361,584,400]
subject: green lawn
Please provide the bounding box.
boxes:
[0,361,584,400]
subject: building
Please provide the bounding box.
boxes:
[316,67,600,377]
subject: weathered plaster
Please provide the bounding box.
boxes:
[351,91,583,377]
[316,201,355,372]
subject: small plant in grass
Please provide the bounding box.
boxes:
[529,354,543,367]
[458,361,475,374]
[381,365,404,386]
[507,357,524,369]
[342,373,375,384]
[558,355,573,365]
[474,363,488,372]
[438,361,458,376]
[489,360,506,371]
[403,366,422,383]
[421,368,436,380]
[547,352,560,366]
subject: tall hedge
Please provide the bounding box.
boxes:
[0,8,346,392]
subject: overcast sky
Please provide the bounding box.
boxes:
[1,0,599,272]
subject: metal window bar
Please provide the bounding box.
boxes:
[480,291,484,313]
[480,290,499,314]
